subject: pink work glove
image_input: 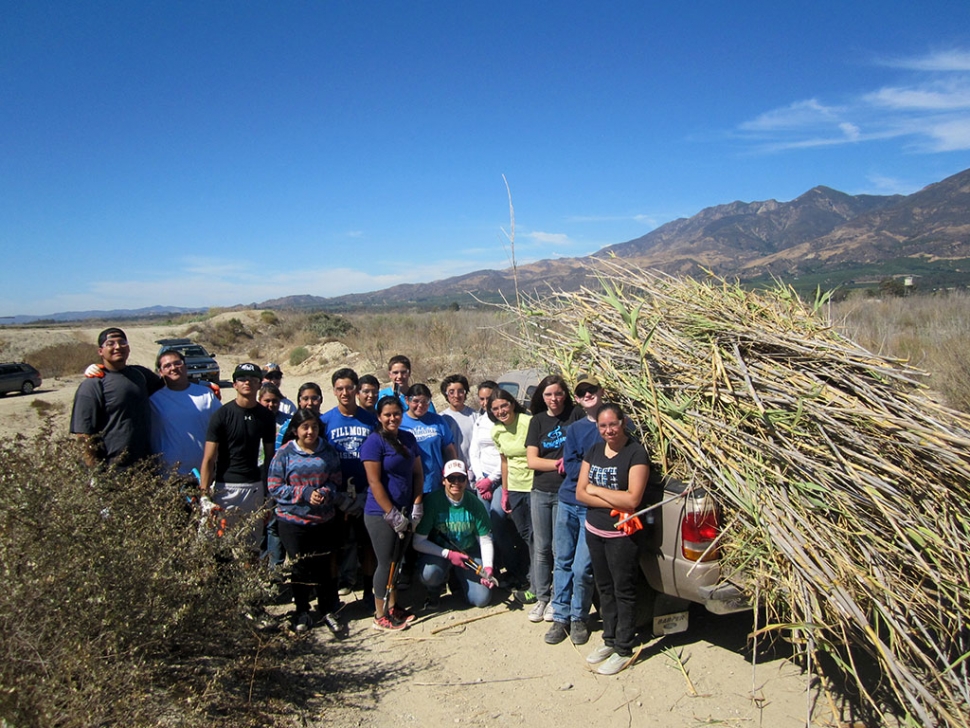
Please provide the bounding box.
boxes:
[556,458,565,476]
[475,477,492,500]
[480,566,497,589]
[502,488,511,514]
[446,550,468,567]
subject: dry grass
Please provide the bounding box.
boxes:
[832,291,970,412]
[342,308,525,386]
[24,341,99,378]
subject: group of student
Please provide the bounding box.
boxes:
[70,332,652,676]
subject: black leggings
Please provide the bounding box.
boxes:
[277,519,337,614]
[586,529,643,657]
[364,514,404,601]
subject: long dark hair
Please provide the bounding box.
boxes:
[375,395,410,457]
[486,389,528,424]
[281,407,321,446]
[529,374,575,417]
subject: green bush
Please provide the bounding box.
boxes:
[0,435,280,727]
[25,342,99,378]
[260,311,279,326]
[289,346,310,366]
[303,312,354,341]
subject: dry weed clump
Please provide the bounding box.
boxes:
[502,260,970,728]
[25,341,99,378]
[832,291,970,413]
[0,433,286,727]
[343,308,522,385]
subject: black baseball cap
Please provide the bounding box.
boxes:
[233,362,261,381]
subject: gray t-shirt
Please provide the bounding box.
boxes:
[70,365,163,467]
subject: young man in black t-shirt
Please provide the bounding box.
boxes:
[199,363,276,553]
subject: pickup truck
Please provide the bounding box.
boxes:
[639,479,750,635]
[495,370,750,635]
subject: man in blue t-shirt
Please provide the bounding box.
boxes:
[320,368,379,600]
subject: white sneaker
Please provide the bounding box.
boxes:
[586,643,615,665]
[596,652,631,675]
[542,602,555,622]
[528,600,548,623]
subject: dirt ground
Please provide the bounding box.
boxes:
[0,321,832,728]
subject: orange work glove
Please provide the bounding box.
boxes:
[610,509,643,536]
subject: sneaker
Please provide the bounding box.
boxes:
[337,584,353,597]
[570,619,590,645]
[528,600,548,623]
[513,589,538,605]
[389,605,416,624]
[586,643,615,665]
[373,614,408,631]
[596,652,631,675]
[543,602,555,622]
[544,621,569,645]
[322,612,345,636]
[293,611,313,634]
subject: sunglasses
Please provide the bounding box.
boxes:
[446,475,468,484]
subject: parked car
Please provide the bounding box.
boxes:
[0,362,42,396]
[495,368,543,410]
[154,339,220,383]
[495,369,750,635]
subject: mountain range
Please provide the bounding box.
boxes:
[275,165,970,310]
[7,167,970,324]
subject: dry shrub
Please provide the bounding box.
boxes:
[0,433,285,727]
[25,342,99,378]
[343,308,520,385]
[289,346,310,366]
[832,291,970,412]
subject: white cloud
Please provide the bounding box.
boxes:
[863,173,919,195]
[882,49,970,72]
[738,48,970,153]
[865,80,970,110]
[739,99,841,131]
[526,231,570,245]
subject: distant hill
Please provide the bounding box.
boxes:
[9,168,970,323]
[289,165,970,308]
[0,305,204,326]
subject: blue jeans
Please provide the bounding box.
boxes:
[551,500,594,623]
[263,512,286,568]
[530,489,558,602]
[418,553,492,607]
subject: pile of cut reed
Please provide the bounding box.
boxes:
[502,259,970,727]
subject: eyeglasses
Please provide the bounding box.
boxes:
[408,397,430,406]
[299,395,323,404]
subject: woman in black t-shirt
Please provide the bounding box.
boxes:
[576,403,650,676]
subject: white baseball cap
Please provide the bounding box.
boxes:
[443,460,468,479]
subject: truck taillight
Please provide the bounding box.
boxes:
[682,496,720,562]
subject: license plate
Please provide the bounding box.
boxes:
[653,611,689,636]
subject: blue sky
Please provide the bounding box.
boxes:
[2,1,969,317]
